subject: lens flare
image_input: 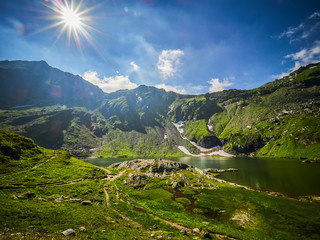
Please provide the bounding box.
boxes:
[42,0,96,48]
[62,7,81,28]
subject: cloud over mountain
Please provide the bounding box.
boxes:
[285,41,320,70]
[155,83,186,94]
[208,78,233,93]
[83,71,138,93]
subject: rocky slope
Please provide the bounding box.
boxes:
[0,60,319,159]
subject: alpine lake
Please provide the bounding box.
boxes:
[84,156,320,198]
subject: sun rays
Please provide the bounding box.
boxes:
[42,0,96,48]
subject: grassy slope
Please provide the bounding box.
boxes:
[0,106,108,157]
[168,95,223,122]
[112,164,320,240]
[208,63,320,158]
[1,131,320,239]
[97,120,197,158]
[0,131,159,239]
[184,119,214,143]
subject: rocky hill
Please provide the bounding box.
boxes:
[0,60,319,159]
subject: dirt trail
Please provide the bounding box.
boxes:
[97,166,111,174]
[154,215,190,232]
[103,184,110,207]
[5,152,58,177]
[102,170,125,207]
[0,178,83,189]
[31,152,57,170]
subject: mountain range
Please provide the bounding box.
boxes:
[0,60,319,159]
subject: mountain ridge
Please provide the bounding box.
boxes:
[0,60,104,109]
[0,60,319,159]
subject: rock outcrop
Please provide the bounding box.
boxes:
[111,159,221,190]
[110,159,189,173]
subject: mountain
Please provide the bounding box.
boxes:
[1,131,320,239]
[0,60,319,159]
[0,60,104,109]
[205,63,320,158]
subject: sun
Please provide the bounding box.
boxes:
[42,0,95,47]
[61,6,81,29]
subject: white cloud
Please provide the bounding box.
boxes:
[82,71,138,93]
[130,61,140,71]
[309,12,320,19]
[208,78,233,93]
[278,11,320,43]
[278,23,304,40]
[284,41,320,70]
[272,42,320,79]
[190,85,206,92]
[157,49,184,79]
[155,83,186,94]
[271,72,290,80]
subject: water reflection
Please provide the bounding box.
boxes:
[175,157,320,197]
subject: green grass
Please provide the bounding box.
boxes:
[1,131,320,239]
[97,126,191,158]
[184,119,214,143]
[118,168,320,240]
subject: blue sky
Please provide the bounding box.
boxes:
[0,0,320,94]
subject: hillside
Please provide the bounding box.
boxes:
[205,63,320,158]
[0,60,319,159]
[0,60,104,109]
[1,131,320,239]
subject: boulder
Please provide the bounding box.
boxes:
[124,174,147,189]
[61,229,76,236]
[79,226,86,232]
[172,181,185,189]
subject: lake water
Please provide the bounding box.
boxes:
[83,157,320,197]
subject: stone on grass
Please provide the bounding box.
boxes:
[81,200,92,205]
[172,181,185,189]
[61,229,76,236]
[180,229,188,235]
[25,191,35,198]
[202,230,211,239]
[193,228,200,233]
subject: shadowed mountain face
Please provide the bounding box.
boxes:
[0,60,104,109]
[99,85,177,133]
[0,60,319,159]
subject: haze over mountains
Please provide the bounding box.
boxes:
[0,60,319,159]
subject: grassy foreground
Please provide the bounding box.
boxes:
[1,130,320,239]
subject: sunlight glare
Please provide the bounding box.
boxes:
[62,7,81,29]
[42,0,96,48]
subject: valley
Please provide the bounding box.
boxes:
[1,60,320,160]
[0,60,320,239]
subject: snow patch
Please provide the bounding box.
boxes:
[173,121,234,157]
